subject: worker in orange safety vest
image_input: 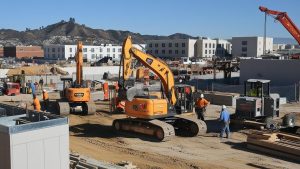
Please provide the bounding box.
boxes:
[195,94,209,121]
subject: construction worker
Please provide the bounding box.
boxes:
[219,105,230,139]
[42,89,49,111]
[32,94,41,112]
[195,94,209,121]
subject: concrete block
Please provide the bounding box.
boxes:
[204,92,239,106]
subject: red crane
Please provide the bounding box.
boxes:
[259,6,300,45]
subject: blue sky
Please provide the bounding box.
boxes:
[0,0,299,38]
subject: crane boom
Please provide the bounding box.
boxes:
[122,36,177,105]
[76,41,83,86]
[259,6,300,44]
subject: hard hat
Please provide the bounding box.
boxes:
[222,105,227,109]
[43,89,46,92]
[200,94,204,98]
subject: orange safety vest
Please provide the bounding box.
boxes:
[43,92,49,100]
[196,98,209,108]
[33,98,41,112]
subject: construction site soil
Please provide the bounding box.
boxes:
[1,94,299,169]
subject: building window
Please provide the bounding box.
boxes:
[175,50,178,54]
[169,43,172,47]
[162,50,165,54]
[119,54,121,58]
[205,50,207,54]
[48,48,50,52]
[91,48,94,52]
[242,41,247,45]
[113,48,115,52]
[83,48,87,52]
[100,54,103,58]
[213,50,215,54]
[69,48,72,52]
[107,48,110,52]
[113,54,115,58]
[84,54,87,58]
[118,48,121,52]
[107,54,110,57]
[209,50,211,54]
[58,48,60,52]
[213,44,215,48]
[169,50,172,54]
[209,43,211,48]
[149,43,153,48]
[242,47,247,52]
[155,50,158,54]
[217,44,221,48]
[52,54,55,58]
[70,54,72,58]
[92,54,95,59]
[182,50,185,54]
[182,43,185,47]
[52,48,55,52]
[58,54,60,58]
[175,43,178,47]
[205,43,207,48]
[100,48,103,52]
[162,43,165,47]
[62,48,64,52]
[48,54,50,58]
[155,43,158,47]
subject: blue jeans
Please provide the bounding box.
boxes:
[220,122,230,138]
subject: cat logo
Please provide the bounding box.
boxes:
[74,93,84,97]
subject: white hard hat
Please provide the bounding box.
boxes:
[43,89,46,92]
[200,94,204,98]
[222,105,227,109]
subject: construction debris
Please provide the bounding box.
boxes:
[70,153,137,169]
[247,131,300,162]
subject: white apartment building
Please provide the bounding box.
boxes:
[194,38,232,59]
[216,39,232,57]
[44,44,145,62]
[273,44,286,51]
[146,39,197,60]
[232,37,273,57]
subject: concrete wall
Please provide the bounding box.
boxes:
[240,59,300,85]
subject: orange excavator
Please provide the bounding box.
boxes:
[57,41,96,115]
[112,36,206,141]
[259,6,300,44]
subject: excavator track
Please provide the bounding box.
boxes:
[113,118,175,141]
[172,116,207,137]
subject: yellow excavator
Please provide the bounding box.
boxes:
[57,41,96,115]
[113,36,207,141]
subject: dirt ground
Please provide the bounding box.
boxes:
[1,94,299,169]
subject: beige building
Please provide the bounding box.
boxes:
[194,38,232,59]
[146,39,197,60]
[232,37,273,57]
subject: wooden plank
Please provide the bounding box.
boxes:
[278,132,300,141]
[247,138,300,156]
[247,144,300,162]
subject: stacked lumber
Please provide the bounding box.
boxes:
[70,153,137,169]
[247,131,300,161]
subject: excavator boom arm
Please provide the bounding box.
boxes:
[259,6,300,44]
[76,41,83,86]
[122,36,177,105]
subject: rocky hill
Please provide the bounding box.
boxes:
[0,18,196,46]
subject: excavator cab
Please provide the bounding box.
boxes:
[174,84,194,114]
